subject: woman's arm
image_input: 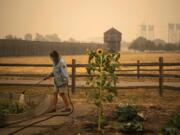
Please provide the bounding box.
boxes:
[43,72,54,80]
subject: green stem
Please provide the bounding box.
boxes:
[98,55,103,131]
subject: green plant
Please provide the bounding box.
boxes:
[0,99,25,116]
[112,105,144,133]
[86,48,120,131]
[161,113,180,135]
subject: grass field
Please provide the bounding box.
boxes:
[0,52,180,74]
[0,52,180,64]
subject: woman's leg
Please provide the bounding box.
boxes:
[60,93,70,109]
[53,92,58,110]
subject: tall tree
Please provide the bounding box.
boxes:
[24,33,33,41]
[34,33,45,41]
[45,33,61,42]
[5,34,14,39]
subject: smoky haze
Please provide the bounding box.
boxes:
[0,0,180,42]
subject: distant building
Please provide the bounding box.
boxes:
[104,28,122,51]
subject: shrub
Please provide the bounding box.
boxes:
[0,99,24,116]
[112,105,144,133]
[161,113,180,135]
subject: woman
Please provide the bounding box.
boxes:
[44,50,70,112]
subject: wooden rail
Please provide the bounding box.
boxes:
[0,57,180,96]
[0,62,180,67]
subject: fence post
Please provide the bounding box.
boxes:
[8,92,13,100]
[71,59,76,94]
[137,60,140,79]
[159,57,164,96]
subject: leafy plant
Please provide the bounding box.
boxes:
[0,99,25,116]
[86,48,120,131]
[161,113,180,135]
[112,105,144,133]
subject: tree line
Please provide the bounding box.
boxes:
[4,33,61,42]
[0,39,102,56]
[129,37,180,52]
[4,33,79,43]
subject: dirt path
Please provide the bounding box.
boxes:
[0,103,95,135]
[0,88,179,135]
[0,79,180,89]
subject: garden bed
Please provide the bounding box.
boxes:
[34,104,179,135]
[0,86,179,134]
[0,99,32,127]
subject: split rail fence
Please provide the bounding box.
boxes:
[0,57,180,96]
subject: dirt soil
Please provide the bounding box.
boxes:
[36,104,179,135]
[0,87,179,135]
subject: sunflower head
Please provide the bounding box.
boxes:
[96,48,104,56]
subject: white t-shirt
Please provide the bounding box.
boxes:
[53,58,69,87]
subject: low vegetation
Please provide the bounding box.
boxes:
[160,112,180,135]
[111,105,144,133]
[0,99,25,116]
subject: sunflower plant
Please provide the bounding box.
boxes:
[86,48,120,131]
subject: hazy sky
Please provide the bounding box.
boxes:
[0,0,180,42]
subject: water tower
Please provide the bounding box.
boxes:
[104,28,122,52]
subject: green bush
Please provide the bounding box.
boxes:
[161,113,180,135]
[0,100,24,116]
[112,105,144,133]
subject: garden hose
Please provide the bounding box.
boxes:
[7,83,74,135]
[22,78,45,94]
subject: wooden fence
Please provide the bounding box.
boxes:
[0,57,180,96]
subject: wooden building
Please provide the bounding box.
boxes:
[104,28,122,51]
